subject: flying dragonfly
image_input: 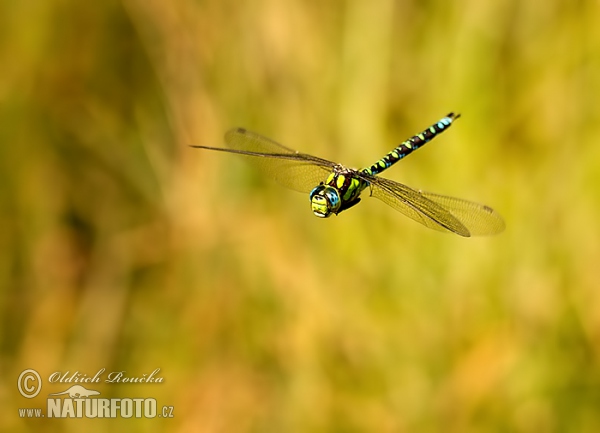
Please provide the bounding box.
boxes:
[191,113,505,237]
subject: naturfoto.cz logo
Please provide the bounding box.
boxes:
[17,368,174,419]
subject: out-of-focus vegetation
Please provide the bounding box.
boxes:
[2,0,600,432]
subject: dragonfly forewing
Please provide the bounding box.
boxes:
[368,177,472,236]
[210,128,336,193]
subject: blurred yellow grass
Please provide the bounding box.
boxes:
[2,0,600,432]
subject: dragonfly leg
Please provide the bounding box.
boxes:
[367,183,374,197]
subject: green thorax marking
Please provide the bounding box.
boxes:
[326,171,367,202]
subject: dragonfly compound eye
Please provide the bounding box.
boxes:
[310,185,341,218]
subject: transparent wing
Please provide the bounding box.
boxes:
[368,177,469,236]
[226,127,302,154]
[192,128,335,193]
[367,176,504,237]
[418,191,505,236]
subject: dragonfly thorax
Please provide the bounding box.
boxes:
[309,168,368,218]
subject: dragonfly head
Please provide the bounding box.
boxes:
[309,185,341,217]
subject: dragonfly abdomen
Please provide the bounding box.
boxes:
[362,113,460,176]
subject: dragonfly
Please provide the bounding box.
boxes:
[191,113,505,237]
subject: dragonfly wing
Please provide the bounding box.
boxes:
[418,192,505,236]
[226,128,335,193]
[193,128,336,193]
[225,127,302,154]
[242,158,333,193]
[368,177,471,236]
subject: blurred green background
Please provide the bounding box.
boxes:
[2,0,600,432]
